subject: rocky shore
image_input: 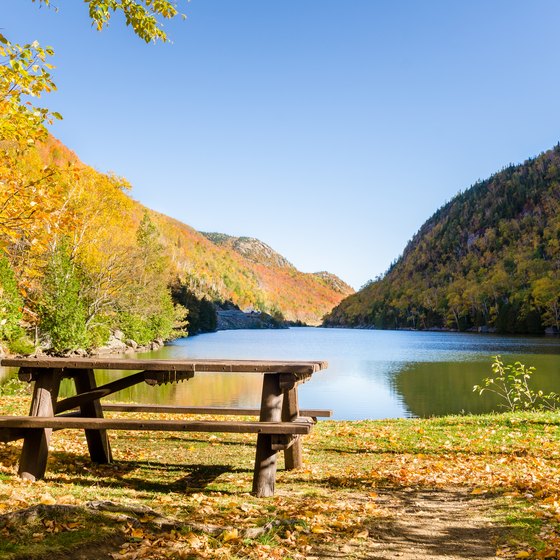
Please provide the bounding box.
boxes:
[216,309,287,331]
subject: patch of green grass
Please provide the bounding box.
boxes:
[492,496,545,550]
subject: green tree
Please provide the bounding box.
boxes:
[117,212,185,344]
[36,0,185,43]
[0,255,24,343]
[532,275,560,331]
[38,239,88,353]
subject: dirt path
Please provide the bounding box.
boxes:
[6,488,502,560]
[315,488,499,560]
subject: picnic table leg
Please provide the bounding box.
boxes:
[252,373,283,497]
[282,386,303,470]
[18,368,61,481]
[73,369,113,464]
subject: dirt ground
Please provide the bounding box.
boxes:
[314,487,498,560]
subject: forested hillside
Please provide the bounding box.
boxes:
[0,135,351,355]
[324,145,560,334]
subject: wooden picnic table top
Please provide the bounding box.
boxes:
[0,357,328,375]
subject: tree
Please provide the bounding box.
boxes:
[0,255,24,343]
[1,0,187,140]
[0,35,59,143]
[116,212,185,345]
[532,275,560,331]
[35,0,185,43]
[38,239,88,353]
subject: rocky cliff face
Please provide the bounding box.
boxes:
[215,309,287,331]
[310,271,354,295]
[200,233,295,270]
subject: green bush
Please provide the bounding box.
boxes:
[86,317,112,349]
[119,300,186,347]
[8,335,35,356]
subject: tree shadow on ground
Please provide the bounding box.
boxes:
[313,488,504,560]
[43,449,247,493]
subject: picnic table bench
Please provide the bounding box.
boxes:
[0,357,328,497]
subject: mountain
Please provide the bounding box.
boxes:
[324,144,560,334]
[3,135,351,331]
[201,233,354,299]
[200,233,295,270]
[196,232,354,324]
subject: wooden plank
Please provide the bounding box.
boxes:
[1,357,327,375]
[55,372,146,414]
[18,368,61,481]
[0,416,312,434]
[271,434,298,451]
[73,369,113,464]
[100,403,332,417]
[0,427,26,442]
[252,374,284,497]
[282,386,303,470]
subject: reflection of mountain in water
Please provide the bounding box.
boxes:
[391,358,560,418]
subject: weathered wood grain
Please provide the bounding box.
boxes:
[73,369,113,464]
[0,416,312,434]
[252,374,284,497]
[18,368,61,481]
[1,357,327,375]
[100,403,332,418]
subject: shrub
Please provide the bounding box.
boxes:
[474,356,560,411]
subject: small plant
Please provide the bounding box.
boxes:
[474,356,560,411]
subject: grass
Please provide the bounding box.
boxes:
[0,394,559,559]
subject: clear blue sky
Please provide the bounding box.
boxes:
[4,1,560,289]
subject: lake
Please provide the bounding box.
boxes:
[2,328,560,420]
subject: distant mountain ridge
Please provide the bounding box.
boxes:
[201,232,354,297]
[324,144,560,334]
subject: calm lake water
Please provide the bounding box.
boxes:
[2,328,560,420]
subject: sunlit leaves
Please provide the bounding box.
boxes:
[0,34,59,144]
[86,0,183,43]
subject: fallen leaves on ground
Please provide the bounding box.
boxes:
[0,403,558,559]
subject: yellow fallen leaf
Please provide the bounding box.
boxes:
[184,532,203,548]
[311,525,329,534]
[471,488,486,495]
[40,493,56,505]
[354,529,369,539]
[515,551,531,559]
[222,529,239,542]
[131,527,144,539]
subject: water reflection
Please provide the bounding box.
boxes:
[2,328,559,420]
[393,355,560,417]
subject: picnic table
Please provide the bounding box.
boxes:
[0,357,329,497]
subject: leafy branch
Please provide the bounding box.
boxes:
[474,356,560,412]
